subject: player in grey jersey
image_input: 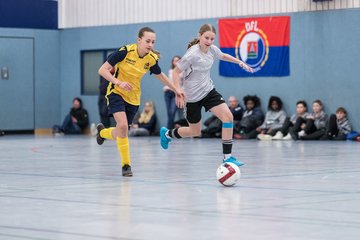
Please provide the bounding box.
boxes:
[160,24,253,167]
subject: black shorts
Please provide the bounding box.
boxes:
[107,92,139,124]
[185,88,225,124]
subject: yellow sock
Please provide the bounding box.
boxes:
[100,127,115,140]
[116,137,131,167]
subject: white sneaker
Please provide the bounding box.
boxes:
[272,131,284,140]
[283,133,293,140]
[257,134,273,141]
[298,130,306,137]
[90,123,97,136]
[257,134,265,140]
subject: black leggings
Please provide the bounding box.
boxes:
[299,118,324,140]
[280,117,292,135]
[321,114,346,140]
[292,117,317,134]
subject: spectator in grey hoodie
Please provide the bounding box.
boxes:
[320,107,352,140]
[273,100,309,140]
[291,99,328,140]
[248,96,287,140]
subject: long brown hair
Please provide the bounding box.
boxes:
[187,24,216,49]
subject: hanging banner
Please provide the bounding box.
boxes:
[219,16,290,77]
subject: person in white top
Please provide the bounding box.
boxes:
[159,24,253,167]
[163,56,181,129]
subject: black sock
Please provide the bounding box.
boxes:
[222,139,233,154]
[168,128,182,139]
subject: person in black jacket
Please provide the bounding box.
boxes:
[98,61,114,128]
[53,97,89,135]
[234,95,264,139]
[98,75,111,128]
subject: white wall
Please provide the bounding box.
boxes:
[58,0,360,28]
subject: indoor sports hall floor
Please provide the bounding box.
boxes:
[0,135,359,240]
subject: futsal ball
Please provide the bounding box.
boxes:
[216,162,241,187]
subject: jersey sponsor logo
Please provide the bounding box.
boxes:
[125,58,136,65]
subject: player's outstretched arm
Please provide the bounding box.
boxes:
[221,53,254,73]
[154,72,185,108]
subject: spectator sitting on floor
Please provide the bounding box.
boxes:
[129,101,157,136]
[247,96,287,140]
[53,97,89,135]
[228,96,243,122]
[272,100,309,140]
[290,99,328,140]
[201,96,243,138]
[234,95,264,139]
[320,107,352,140]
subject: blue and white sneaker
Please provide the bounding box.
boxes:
[160,127,172,150]
[223,156,245,167]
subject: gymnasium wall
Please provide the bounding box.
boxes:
[0,0,59,131]
[59,0,360,28]
[1,8,359,132]
[0,28,60,130]
[59,9,360,131]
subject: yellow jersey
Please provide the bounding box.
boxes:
[106,43,161,106]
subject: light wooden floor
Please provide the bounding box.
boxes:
[0,135,359,240]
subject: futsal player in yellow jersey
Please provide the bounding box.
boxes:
[97,27,184,177]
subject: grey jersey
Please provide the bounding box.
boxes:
[176,44,224,102]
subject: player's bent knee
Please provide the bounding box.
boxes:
[116,124,128,133]
[223,114,233,123]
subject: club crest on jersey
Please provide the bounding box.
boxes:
[235,20,269,73]
[144,62,150,70]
